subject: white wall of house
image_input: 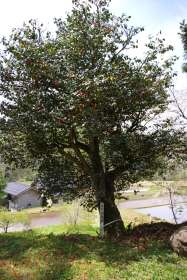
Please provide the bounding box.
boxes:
[8,200,18,211]
[11,189,41,209]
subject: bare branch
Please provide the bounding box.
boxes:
[170,88,187,120]
[111,27,137,62]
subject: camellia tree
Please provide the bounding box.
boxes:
[0,0,185,237]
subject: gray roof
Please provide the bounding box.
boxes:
[4,182,31,196]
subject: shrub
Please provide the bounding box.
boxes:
[0,208,30,233]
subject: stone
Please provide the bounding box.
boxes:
[170,226,187,256]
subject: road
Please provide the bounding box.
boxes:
[1,195,187,233]
[118,195,187,209]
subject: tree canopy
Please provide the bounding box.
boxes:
[180,20,187,73]
[0,0,184,237]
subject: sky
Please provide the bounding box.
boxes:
[0,0,187,91]
[111,0,187,92]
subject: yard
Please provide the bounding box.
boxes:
[1,181,187,279]
[0,209,187,280]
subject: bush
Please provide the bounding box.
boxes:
[0,208,30,233]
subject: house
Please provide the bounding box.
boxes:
[4,182,41,210]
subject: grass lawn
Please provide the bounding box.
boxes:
[1,218,187,279]
[1,182,187,280]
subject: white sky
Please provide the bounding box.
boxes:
[0,0,187,92]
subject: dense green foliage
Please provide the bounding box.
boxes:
[0,169,6,202]
[0,170,5,191]
[0,0,185,236]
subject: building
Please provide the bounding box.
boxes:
[4,182,41,210]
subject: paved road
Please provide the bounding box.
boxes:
[119,195,187,209]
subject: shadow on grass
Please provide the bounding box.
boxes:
[0,221,187,280]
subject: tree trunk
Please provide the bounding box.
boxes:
[89,137,125,238]
[96,175,125,238]
[4,222,9,233]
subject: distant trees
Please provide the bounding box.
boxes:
[4,167,36,183]
[180,20,187,74]
[175,21,187,121]
[0,170,5,190]
[0,169,6,201]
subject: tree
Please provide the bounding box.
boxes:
[0,208,30,233]
[172,21,187,121]
[180,20,187,74]
[0,0,184,238]
[0,169,6,202]
[0,170,5,190]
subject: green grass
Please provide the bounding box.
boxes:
[1,181,187,279]
[0,222,187,280]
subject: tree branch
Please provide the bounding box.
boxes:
[111,27,137,62]
[107,165,125,181]
[171,88,187,120]
[76,141,90,153]
[69,128,91,175]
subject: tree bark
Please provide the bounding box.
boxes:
[96,174,125,238]
[89,137,125,238]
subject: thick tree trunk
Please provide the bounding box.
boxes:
[89,137,125,238]
[96,175,125,238]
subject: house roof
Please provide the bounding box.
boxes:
[4,182,31,196]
